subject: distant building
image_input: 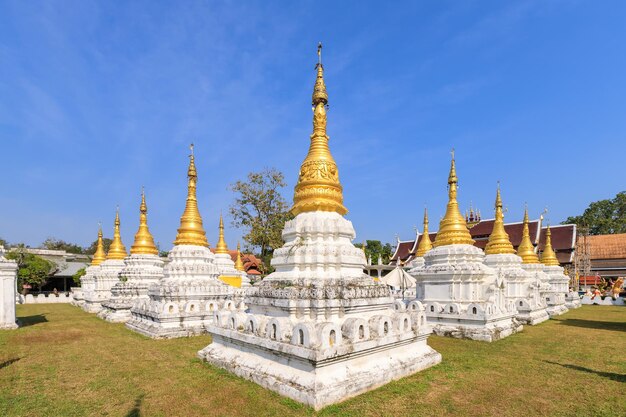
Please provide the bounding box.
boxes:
[10,249,91,293]
[586,233,626,278]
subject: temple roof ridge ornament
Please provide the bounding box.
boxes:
[130,187,159,255]
[174,144,209,247]
[107,207,127,260]
[484,183,516,255]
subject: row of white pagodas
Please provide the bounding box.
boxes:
[198,44,442,410]
[126,145,234,338]
[0,245,18,329]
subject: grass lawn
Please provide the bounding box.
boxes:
[0,304,624,416]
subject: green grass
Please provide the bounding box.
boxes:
[1,304,624,416]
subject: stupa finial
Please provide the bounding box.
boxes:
[541,225,560,266]
[291,43,347,216]
[215,213,229,254]
[107,207,127,260]
[130,188,159,255]
[415,207,433,257]
[174,144,209,247]
[517,206,540,263]
[91,223,106,265]
[484,183,515,255]
[234,242,245,272]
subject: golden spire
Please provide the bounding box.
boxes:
[415,207,433,257]
[174,144,209,247]
[291,43,348,216]
[234,242,245,271]
[517,206,540,263]
[107,207,127,260]
[91,224,106,266]
[484,184,516,255]
[433,150,474,247]
[215,213,229,254]
[541,226,560,266]
[130,188,159,255]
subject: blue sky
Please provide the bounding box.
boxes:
[1,0,625,250]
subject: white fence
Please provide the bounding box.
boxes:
[580,295,625,306]
[16,293,74,304]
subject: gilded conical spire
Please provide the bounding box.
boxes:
[234,242,245,272]
[541,226,560,266]
[215,213,229,254]
[433,151,474,247]
[130,188,159,255]
[91,224,106,266]
[517,206,540,263]
[107,208,127,260]
[485,184,516,255]
[291,43,348,216]
[415,207,433,257]
[174,144,209,247]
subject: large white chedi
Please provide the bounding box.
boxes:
[82,211,128,314]
[0,245,18,330]
[410,155,522,342]
[198,48,441,410]
[126,147,233,338]
[99,190,164,323]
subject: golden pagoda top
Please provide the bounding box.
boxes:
[291,43,348,216]
[174,144,209,247]
[541,226,560,266]
[517,206,540,263]
[91,224,106,266]
[433,150,475,247]
[234,242,245,271]
[107,208,127,260]
[130,188,159,255]
[215,213,229,254]
[484,184,516,255]
[415,207,433,257]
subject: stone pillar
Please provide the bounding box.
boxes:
[0,246,18,329]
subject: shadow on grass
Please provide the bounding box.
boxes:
[125,394,144,417]
[18,314,48,327]
[0,357,20,370]
[557,318,626,332]
[544,361,626,383]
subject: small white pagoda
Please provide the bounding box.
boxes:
[99,190,164,323]
[82,210,127,314]
[482,187,549,325]
[0,245,18,330]
[540,226,571,315]
[198,45,441,410]
[411,153,521,342]
[126,146,233,338]
[213,215,250,289]
[407,208,433,271]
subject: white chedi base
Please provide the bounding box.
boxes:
[484,254,549,326]
[76,265,100,309]
[98,254,164,323]
[411,244,522,342]
[0,248,18,330]
[126,245,233,338]
[544,265,571,315]
[199,211,441,410]
[521,263,568,317]
[82,260,125,314]
[565,291,582,309]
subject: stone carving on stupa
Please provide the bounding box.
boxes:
[410,152,522,341]
[126,145,233,338]
[99,189,164,323]
[407,207,433,271]
[539,225,571,315]
[482,186,549,325]
[72,226,107,308]
[0,245,18,329]
[198,44,441,410]
[213,214,250,289]
[82,210,127,313]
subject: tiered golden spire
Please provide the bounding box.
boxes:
[130,188,159,255]
[433,151,474,247]
[174,144,209,247]
[291,43,348,216]
[215,214,229,254]
[106,208,127,260]
[517,206,540,263]
[91,224,106,266]
[541,226,560,266]
[234,242,245,271]
[415,207,433,257]
[484,184,516,255]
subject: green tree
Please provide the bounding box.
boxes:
[41,237,84,254]
[72,267,86,286]
[229,168,292,272]
[0,237,8,248]
[5,249,54,293]
[563,191,626,234]
[85,238,113,255]
[356,240,394,265]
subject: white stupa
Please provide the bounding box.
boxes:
[212,214,251,289]
[126,146,233,338]
[198,46,441,410]
[411,153,522,342]
[539,225,571,316]
[99,190,164,323]
[0,245,18,330]
[407,207,433,272]
[72,227,107,308]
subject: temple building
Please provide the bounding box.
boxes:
[82,210,127,313]
[585,233,626,278]
[211,215,250,288]
[126,146,233,338]
[0,245,18,329]
[199,45,441,410]
[99,190,164,322]
[409,153,521,341]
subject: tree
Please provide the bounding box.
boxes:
[0,237,8,248]
[563,191,626,235]
[41,237,84,254]
[5,249,54,293]
[72,267,86,286]
[85,238,113,255]
[229,168,292,272]
[356,240,394,264]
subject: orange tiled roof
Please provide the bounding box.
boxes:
[587,233,626,260]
